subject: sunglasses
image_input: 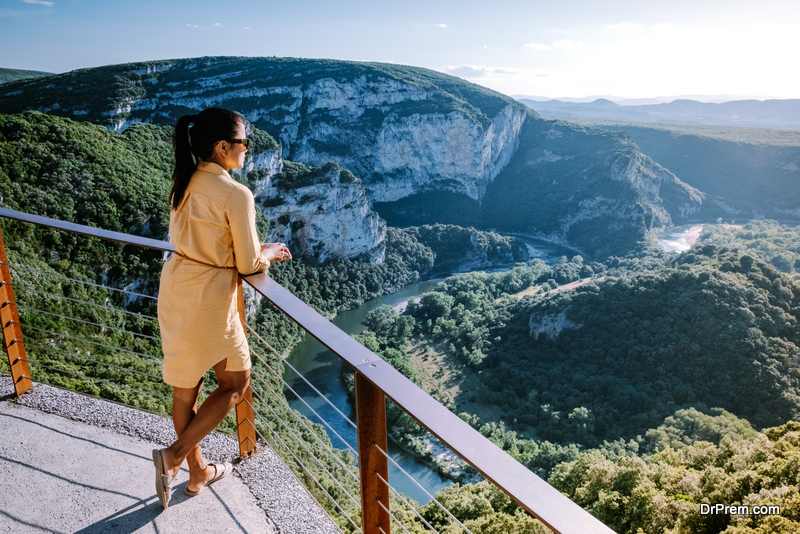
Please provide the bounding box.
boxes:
[229,138,249,149]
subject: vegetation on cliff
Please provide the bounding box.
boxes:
[569,120,800,222]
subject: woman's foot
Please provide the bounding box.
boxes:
[185,462,233,496]
[152,449,179,508]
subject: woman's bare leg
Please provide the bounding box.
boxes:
[159,359,250,479]
[171,377,219,492]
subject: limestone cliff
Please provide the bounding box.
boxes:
[0,56,709,258]
[0,57,526,206]
[257,161,386,263]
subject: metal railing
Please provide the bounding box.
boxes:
[0,206,614,534]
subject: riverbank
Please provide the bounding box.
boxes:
[658,224,704,252]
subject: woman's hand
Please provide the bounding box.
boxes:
[261,242,292,262]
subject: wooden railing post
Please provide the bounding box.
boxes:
[0,225,32,397]
[355,370,390,534]
[236,277,257,458]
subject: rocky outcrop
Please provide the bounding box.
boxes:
[529,308,580,341]
[474,119,705,257]
[0,57,527,206]
[286,92,527,202]
[256,161,386,263]
[0,57,714,258]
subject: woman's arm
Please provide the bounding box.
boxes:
[227,187,271,275]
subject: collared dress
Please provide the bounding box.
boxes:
[157,161,269,388]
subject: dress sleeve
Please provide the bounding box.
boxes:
[225,185,270,275]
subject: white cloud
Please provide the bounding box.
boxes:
[435,23,448,29]
[606,22,642,33]
[444,65,487,77]
[243,26,251,30]
[213,22,224,27]
[186,23,199,28]
[22,0,54,6]
[552,38,586,50]
[525,42,551,51]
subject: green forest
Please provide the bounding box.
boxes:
[354,229,800,532]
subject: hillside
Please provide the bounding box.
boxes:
[559,119,800,222]
[363,245,800,448]
[0,67,52,85]
[354,240,800,532]
[0,56,710,258]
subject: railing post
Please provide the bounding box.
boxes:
[236,277,257,458]
[355,370,390,534]
[0,225,32,397]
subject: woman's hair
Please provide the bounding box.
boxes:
[171,107,242,209]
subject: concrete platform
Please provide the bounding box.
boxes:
[0,380,343,534]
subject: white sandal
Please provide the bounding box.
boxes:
[152,449,176,508]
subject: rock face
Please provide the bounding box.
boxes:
[529,309,580,341]
[475,120,705,257]
[285,92,526,202]
[257,161,386,263]
[0,56,710,257]
[0,57,526,205]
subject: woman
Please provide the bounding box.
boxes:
[153,107,291,508]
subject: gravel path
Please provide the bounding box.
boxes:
[0,377,343,534]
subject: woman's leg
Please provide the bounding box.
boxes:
[171,377,218,492]
[159,359,250,479]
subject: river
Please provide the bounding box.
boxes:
[281,235,579,503]
[282,227,699,503]
[282,279,450,504]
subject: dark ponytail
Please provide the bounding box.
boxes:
[170,108,243,210]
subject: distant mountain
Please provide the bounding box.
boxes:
[0,68,53,85]
[518,98,800,130]
[513,94,775,105]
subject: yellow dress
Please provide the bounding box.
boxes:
[157,161,269,388]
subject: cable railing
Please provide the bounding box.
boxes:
[0,207,615,534]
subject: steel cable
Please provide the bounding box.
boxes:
[19,306,161,341]
[249,346,358,457]
[251,422,363,534]
[21,288,159,321]
[246,323,357,429]
[377,499,413,534]
[20,324,162,361]
[37,363,173,401]
[375,471,440,533]
[373,443,473,534]
[7,263,158,300]
[28,342,163,382]
[248,383,363,513]
[249,369,361,486]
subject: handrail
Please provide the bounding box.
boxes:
[0,207,614,534]
[0,208,175,252]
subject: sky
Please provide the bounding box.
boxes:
[2,0,799,101]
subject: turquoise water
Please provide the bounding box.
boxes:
[283,279,449,504]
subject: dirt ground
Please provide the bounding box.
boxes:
[408,338,505,425]
[508,275,607,300]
